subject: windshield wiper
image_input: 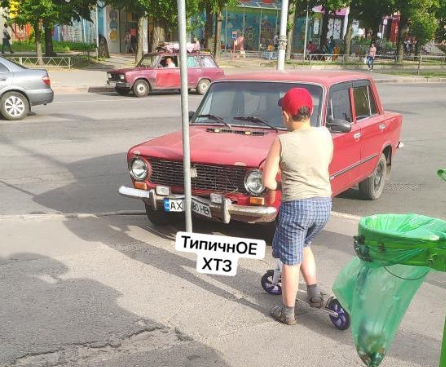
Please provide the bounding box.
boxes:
[233,116,280,132]
[195,114,232,129]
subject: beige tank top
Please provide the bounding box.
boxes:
[278,127,333,202]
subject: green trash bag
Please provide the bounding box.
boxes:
[333,258,430,367]
[333,214,446,367]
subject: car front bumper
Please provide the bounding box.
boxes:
[107,80,131,88]
[118,186,277,224]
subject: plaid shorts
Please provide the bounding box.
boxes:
[272,197,332,265]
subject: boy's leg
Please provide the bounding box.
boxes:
[301,246,317,285]
[2,42,5,54]
[282,263,301,307]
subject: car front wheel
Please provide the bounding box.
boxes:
[145,204,171,226]
[0,92,30,120]
[359,153,387,200]
[197,79,210,95]
[133,80,150,98]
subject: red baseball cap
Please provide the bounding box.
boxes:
[278,88,313,116]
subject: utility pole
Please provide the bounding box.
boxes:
[177,0,193,232]
[303,2,309,61]
[276,0,289,70]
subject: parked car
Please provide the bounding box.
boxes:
[106,52,224,97]
[0,57,53,121]
[119,71,403,225]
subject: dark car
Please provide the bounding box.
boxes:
[106,52,224,97]
[0,57,54,120]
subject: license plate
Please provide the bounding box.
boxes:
[163,199,211,218]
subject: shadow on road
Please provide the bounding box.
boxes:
[0,252,233,367]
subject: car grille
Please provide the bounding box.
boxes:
[109,74,121,81]
[149,159,248,194]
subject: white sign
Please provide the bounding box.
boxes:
[175,232,266,276]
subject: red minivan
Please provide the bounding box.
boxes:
[107,52,224,97]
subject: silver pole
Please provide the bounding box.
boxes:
[177,0,193,232]
[95,5,100,60]
[277,0,289,70]
[303,4,309,61]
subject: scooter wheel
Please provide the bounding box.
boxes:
[328,298,350,330]
[261,270,282,295]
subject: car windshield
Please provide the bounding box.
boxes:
[137,55,158,67]
[192,81,324,129]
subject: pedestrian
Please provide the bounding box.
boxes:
[367,42,376,71]
[327,36,335,60]
[123,30,132,54]
[273,32,279,51]
[193,37,200,51]
[262,88,333,325]
[2,24,14,55]
[306,41,314,59]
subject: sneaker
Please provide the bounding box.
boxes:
[270,305,297,325]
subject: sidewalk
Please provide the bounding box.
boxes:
[0,212,443,367]
[48,54,446,94]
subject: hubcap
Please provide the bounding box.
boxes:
[5,96,25,117]
[137,84,146,94]
[374,161,385,191]
[200,82,209,92]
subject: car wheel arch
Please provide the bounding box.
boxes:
[1,89,30,105]
[133,78,152,90]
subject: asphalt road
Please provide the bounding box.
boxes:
[1,84,446,367]
[0,84,444,219]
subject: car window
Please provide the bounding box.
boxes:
[353,85,375,120]
[0,62,9,73]
[137,55,157,67]
[327,88,352,123]
[200,56,216,68]
[159,56,178,68]
[187,56,199,68]
[369,86,378,115]
[194,81,323,128]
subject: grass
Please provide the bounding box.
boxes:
[11,40,96,53]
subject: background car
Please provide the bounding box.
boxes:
[0,57,54,121]
[107,52,224,97]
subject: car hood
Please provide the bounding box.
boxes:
[108,67,145,74]
[130,125,281,168]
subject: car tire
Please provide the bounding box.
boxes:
[116,88,130,96]
[133,80,150,98]
[145,204,170,226]
[0,92,30,121]
[359,153,387,200]
[197,79,210,95]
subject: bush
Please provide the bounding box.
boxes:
[10,40,96,53]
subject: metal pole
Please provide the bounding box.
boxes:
[303,3,309,61]
[277,0,289,70]
[95,5,100,60]
[177,0,193,232]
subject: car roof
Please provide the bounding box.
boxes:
[220,70,372,87]
[144,52,211,57]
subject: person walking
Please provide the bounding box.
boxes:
[123,30,132,54]
[367,42,377,71]
[262,88,333,325]
[2,24,14,55]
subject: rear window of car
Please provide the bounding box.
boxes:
[200,56,217,68]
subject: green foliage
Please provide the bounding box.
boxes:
[11,40,96,53]
[411,7,439,46]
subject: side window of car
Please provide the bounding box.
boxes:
[187,56,199,68]
[200,56,216,68]
[353,86,370,120]
[327,88,352,123]
[0,62,9,73]
[369,86,378,115]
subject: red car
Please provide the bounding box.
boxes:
[119,71,403,225]
[107,52,224,97]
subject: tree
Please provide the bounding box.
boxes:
[318,0,346,48]
[435,0,446,41]
[286,1,296,60]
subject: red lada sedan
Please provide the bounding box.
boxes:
[119,71,403,225]
[107,52,224,97]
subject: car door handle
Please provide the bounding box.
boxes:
[379,123,386,131]
[353,132,361,140]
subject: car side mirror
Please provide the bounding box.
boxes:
[326,116,352,133]
[188,111,195,121]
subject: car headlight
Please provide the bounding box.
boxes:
[130,158,148,180]
[107,73,111,79]
[119,74,125,80]
[244,169,265,196]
